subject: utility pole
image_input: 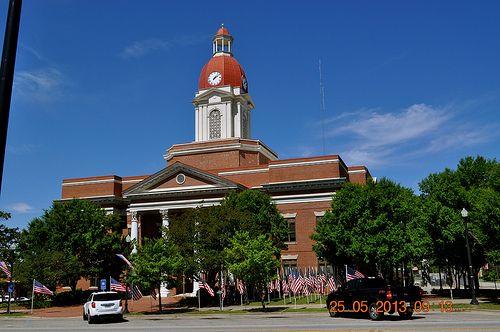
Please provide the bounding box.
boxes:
[461,208,479,305]
[0,0,23,194]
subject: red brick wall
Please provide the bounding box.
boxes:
[277,201,331,269]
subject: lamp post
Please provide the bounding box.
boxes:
[124,235,131,314]
[6,243,17,314]
[461,208,479,305]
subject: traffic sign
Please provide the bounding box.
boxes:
[100,279,107,291]
[7,282,14,293]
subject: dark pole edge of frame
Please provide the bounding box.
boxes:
[0,0,23,194]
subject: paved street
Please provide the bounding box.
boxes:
[1,311,499,331]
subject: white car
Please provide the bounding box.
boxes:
[83,292,123,323]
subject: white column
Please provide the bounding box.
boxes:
[160,209,169,236]
[235,102,241,137]
[203,106,208,141]
[130,211,138,254]
[227,102,233,137]
[195,107,199,141]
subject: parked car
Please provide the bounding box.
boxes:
[16,297,30,302]
[326,277,423,320]
[83,292,123,324]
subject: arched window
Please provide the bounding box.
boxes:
[209,110,221,139]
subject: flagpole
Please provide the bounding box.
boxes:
[345,265,348,282]
[30,279,34,314]
[197,286,201,311]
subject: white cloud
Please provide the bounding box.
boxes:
[6,144,38,155]
[120,38,172,59]
[14,67,66,102]
[325,102,495,166]
[120,34,209,59]
[426,129,491,153]
[8,202,34,214]
[333,104,450,148]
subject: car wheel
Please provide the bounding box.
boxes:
[399,309,413,320]
[328,308,337,318]
[368,302,383,321]
[83,310,87,321]
[88,315,94,324]
[118,314,124,321]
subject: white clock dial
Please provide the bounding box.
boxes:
[208,71,222,86]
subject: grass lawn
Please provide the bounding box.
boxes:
[0,312,28,317]
[247,295,326,307]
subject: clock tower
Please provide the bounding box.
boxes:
[193,25,254,142]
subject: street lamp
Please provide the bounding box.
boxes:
[461,208,479,305]
[6,242,17,314]
[123,235,131,313]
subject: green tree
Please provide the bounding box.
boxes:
[224,231,279,309]
[16,199,125,291]
[312,178,430,283]
[419,156,499,289]
[0,211,20,264]
[222,190,288,255]
[168,190,287,287]
[129,236,183,312]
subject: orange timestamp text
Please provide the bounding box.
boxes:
[329,300,461,313]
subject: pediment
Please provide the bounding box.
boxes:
[123,162,243,198]
[193,88,234,103]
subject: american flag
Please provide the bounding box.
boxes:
[302,282,310,296]
[116,254,134,269]
[0,261,11,278]
[290,275,304,294]
[319,274,327,294]
[346,266,365,281]
[131,284,143,301]
[236,279,245,295]
[327,276,337,292]
[33,280,54,296]
[150,288,157,300]
[199,280,215,297]
[110,277,126,292]
[268,280,276,292]
[281,278,289,294]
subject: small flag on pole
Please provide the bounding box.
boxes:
[0,261,11,278]
[236,279,245,295]
[199,280,215,297]
[150,288,157,300]
[110,277,126,292]
[131,285,143,301]
[33,280,54,296]
[346,266,365,281]
[116,254,134,269]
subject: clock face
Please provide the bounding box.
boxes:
[241,76,248,92]
[208,71,222,86]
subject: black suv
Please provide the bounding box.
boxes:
[326,277,423,320]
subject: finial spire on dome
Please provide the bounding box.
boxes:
[213,24,233,55]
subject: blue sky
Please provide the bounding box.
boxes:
[0,1,499,228]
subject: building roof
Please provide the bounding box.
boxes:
[215,25,231,37]
[198,55,246,91]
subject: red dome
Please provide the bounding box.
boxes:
[216,26,231,37]
[198,56,247,91]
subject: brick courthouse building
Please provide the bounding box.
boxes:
[61,26,372,277]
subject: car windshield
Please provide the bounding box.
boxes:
[93,293,120,301]
[363,279,386,288]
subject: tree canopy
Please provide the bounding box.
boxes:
[16,199,125,290]
[312,178,431,282]
[224,231,279,308]
[419,156,499,274]
[129,235,183,312]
